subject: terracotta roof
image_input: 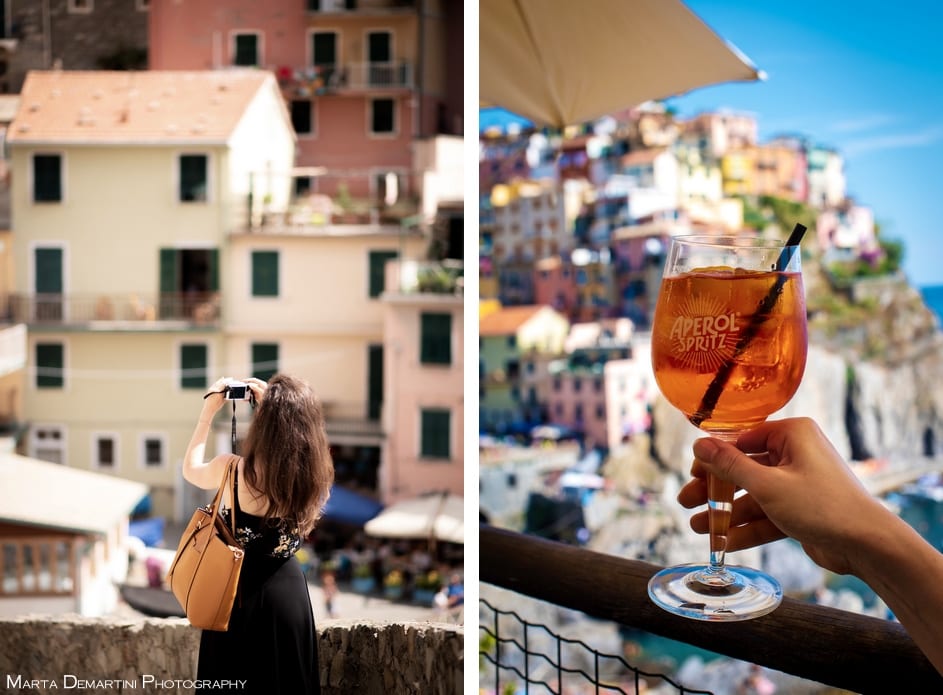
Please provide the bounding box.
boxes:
[621,147,667,168]
[479,305,549,337]
[8,69,283,145]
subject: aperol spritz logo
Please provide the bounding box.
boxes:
[667,295,740,370]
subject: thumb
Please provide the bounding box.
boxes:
[692,437,764,490]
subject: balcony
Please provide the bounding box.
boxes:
[387,260,464,297]
[480,525,943,693]
[305,0,417,15]
[276,60,414,97]
[8,293,221,330]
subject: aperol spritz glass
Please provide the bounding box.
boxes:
[647,234,807,621]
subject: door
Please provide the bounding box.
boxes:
[367,31,392,86]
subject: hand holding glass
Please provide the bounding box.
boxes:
[647,235,807,621]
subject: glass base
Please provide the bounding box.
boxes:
[648,563,782,622]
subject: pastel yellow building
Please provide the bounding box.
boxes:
[7,70,296,519]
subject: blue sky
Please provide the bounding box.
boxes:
[480,1,943,287]
[669,0,943,287]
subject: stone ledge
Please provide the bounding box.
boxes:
[0,615,464,694]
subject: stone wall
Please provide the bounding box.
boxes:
[0,615,464,694]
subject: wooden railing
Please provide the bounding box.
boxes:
[480,524,943,693]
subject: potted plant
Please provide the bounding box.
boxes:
[351,562,375,594]
[413,570,441,605]
[383,569,404,600]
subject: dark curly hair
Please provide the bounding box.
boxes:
[240,374,334,535]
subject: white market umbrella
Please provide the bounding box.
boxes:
[364,492,464,545]
[480,0,762,129]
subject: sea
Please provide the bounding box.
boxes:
[921,284,943,324]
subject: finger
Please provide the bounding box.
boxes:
[692,438,769,491]
[678,477,708,509]
[725,519,787,552]
[689,493,768,532]
[689,513,786,551]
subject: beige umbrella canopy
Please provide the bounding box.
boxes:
[480,0,762,129]
[364,492,464,545]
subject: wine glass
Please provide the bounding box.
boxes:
[647,234,807,621]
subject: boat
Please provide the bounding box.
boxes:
[119,583,185,619]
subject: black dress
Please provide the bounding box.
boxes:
[196,471,320,693]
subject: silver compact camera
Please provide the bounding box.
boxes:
[223,380,251,401]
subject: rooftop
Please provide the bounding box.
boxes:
[8,70,282,145]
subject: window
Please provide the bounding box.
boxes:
[67,0,92,13]
[291,100,313,135]
[179,154,208,202]
[33,154,62,202]
[180,343,208,389]
[420,313,451,365]
[31,425,64,464]
[368,250,397,298]
[233,33,259,67]
[93,434,117,469]
[420,408,450,459]
[311,31,337,68]
[370,98,395,135]
[2,539,74,595]
[36,343,64,388]
[251,343,279,382]
[251,250,279,297]
[141,435,166,468]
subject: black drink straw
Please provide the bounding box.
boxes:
[689,223,808,428]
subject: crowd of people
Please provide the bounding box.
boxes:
[300,532,464,618]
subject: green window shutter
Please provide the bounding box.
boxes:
[208,249,219,292]
[252,343,278,382]
[420,312,451,365]
[180,344,208,389]
[234,34,258,66]
[252,251,279,297]
[368,250,398,298]
[367,344,383,420]
[33,155,61,202]
[34,248,63,293]
[159,249,178,293]
[36,343,64,388]
[180,154,207,202]
[420,408,450,458]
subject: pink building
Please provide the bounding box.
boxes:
[149,0,463,201]
[380,260,463,504]
[545,321,655,450]
[533,256,578,314]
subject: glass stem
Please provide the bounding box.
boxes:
[707,432,738,575]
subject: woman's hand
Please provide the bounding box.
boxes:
[677,417,892,576]
[245,377,268,405]
[200,377,233,420]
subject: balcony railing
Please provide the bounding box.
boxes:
[8,293,221,328]
[346,61,414,89]
[481,598,711,694]
[306,0,417,14]
[276,60,413,97]
[480,524,943,693]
